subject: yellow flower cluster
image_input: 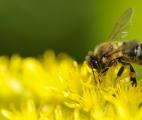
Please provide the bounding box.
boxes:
[0,50,142,120]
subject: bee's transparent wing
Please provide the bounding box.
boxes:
[108,8,133,41]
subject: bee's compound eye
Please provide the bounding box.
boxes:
[92,59,99,69]
[86,54,101,71]
[92,59,98,65]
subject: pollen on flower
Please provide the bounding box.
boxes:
[0,51,142,120]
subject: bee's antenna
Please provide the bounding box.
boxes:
[90,65,101,85]
[91,66,97,84]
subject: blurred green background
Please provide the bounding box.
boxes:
[0,0,142,61]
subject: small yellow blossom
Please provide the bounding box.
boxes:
[0,51,142,120]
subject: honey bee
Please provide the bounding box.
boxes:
[86,8,139,86]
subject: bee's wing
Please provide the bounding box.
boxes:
[108,8,133,41]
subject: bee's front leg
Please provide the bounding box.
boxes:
[100,60,118,75]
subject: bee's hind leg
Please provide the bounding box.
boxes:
[129,64,137,86]
[118,60,137,86]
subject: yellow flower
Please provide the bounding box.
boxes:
[0,50,142,120]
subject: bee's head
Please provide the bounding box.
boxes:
[86,52,102,72]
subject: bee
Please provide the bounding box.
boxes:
[86,8,139,86]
